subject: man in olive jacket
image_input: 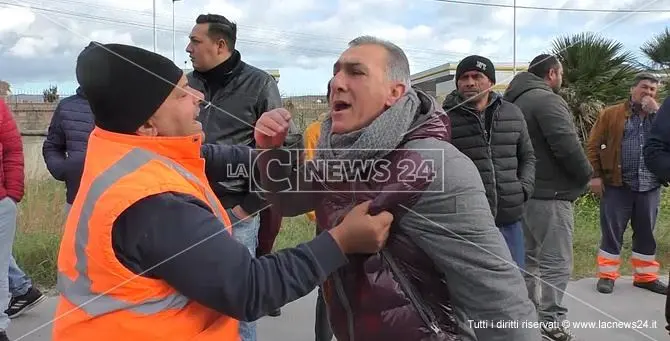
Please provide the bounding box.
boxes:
[504,54,592,341]
[442,55,535,269]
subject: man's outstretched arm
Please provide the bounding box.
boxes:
[254,143,320,217]
[112,192,392,322]
[201,143,255,183]
[201,144,266,215]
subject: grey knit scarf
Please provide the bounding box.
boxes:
[315,88,420,162]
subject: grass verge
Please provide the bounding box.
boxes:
[572,189,670,279]
[13,178,669,289]
[14,178,67,289]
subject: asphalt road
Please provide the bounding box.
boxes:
[6,276,668,341]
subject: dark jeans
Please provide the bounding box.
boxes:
[598,185,661,283]
[599,185,660,257]
[315,286,333,341]
[499,221,525,270]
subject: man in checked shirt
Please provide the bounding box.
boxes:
[586,72,667,295]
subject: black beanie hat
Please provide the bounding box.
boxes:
[455,55,496,84]
[76,42,183,134]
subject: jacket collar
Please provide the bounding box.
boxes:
[402,87,451,143]
[624,99,634,118]
[191,49,244,87]
[91,126,203,163]
[444,89,501,113]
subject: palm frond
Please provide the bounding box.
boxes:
[641,27,670,71]
[551,32,636,143]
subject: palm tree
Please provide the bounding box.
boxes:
[640,27,670,97]
[550,32,639,143]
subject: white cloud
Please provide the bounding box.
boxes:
[443,39,472,54]
[106,0,154,12]
[89,30,136,45]
[9,36,59,58]
[0,7,35,34]
[202,0,245,22]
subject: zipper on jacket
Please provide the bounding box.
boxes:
[474,106,498,212]
[310,176,357,341]
[489,106,499,210]
[329,182,356,341]
[381,250,443,335]
[332,272,355,341]
[203,87,214,134]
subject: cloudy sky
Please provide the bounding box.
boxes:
[1,0,669,97]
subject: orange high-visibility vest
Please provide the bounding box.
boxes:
[52,127,238,341]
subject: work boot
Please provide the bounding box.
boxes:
[634,280,668,295]
[596,278,614,294]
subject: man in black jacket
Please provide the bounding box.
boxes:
[442,55,535,269]
[644,95,670,184]
[185,13,298,329]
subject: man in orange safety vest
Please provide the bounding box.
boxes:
[52,42,392,341]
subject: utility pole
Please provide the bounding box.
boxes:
[153,0,157,52]
[513,0,517,75]
[173,0,182,62]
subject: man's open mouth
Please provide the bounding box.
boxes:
[333,100,351,111]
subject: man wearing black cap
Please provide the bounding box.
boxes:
[51,42,392,341]
[442,55,535,270]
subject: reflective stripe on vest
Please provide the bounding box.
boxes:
[57,147,226,317]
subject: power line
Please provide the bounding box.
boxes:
[23,0,481,60]
[430,0,670,13]
[0,2,457,71]
[0,1,494,64]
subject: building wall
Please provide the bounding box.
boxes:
[10,103,55,132]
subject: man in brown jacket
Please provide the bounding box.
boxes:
[586,72,667,295]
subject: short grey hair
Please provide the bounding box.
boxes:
[348,35,411,87]
[633,72,659,86]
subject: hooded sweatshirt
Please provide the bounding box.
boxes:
[503,72,592,202]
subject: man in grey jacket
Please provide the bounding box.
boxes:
[254,35,540,341]
[504,54,593,341]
